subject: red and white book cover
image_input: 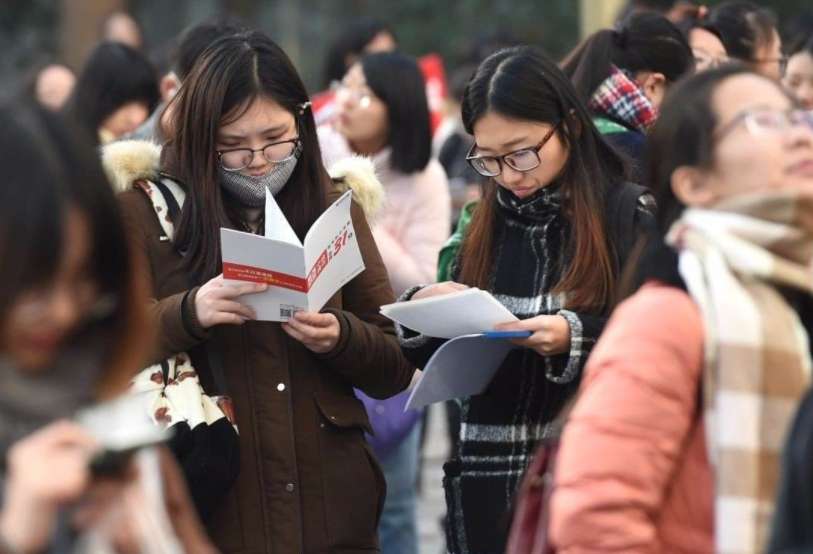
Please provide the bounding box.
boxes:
[220,189,365,321]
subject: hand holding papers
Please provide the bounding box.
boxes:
[380,288,526,410]
[220,189,365,321]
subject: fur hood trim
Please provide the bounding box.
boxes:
[102,140,384,221]
[102,140,162,195]
[328,155,383,225]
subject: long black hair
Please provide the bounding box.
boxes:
[65,42,159,143]
[165,30,329,282]
[561,12,694,105]
[0,102,147,395]
[359,52,431,173]
[459,46,629,313]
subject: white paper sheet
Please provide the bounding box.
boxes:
[405,334,515,410]
[379,288,518,339]
[264,188,301,246]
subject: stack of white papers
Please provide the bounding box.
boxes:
[380,288,524,410]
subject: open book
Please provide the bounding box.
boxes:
[380,288,527,410]
[221,189,365,321]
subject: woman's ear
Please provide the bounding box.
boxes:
[637,72,668,109]
[671,165,716,207]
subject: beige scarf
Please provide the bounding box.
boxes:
[667,192,813,554]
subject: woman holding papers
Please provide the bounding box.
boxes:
[320,51,451,554]
[113,31,414,554]
[396,46,654,554]
[551,68,813,553]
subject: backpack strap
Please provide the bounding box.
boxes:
[606,181,648,271]
[134,177,230,397]
[133,177,186,241]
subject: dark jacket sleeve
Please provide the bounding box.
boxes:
[318,200,414,400]
[119,190,210,366]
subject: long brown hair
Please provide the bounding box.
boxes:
[459,46,629,314]
[164,30,329,282]
[0,102,149,398]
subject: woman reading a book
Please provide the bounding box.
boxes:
[395,46,654,554]
[112,30,414,554]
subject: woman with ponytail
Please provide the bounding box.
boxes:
[561,12,694,181]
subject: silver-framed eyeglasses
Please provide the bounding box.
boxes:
[466,122,560,178]
[715,108,813,142]
[217,137,301,172]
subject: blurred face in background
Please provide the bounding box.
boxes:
[752,30,784,81]
[334,63,389,154]
[784,50,813,110]
[363,31,397,54]
[690,28,728,72]
[676,74,813,206]
[35,65,76,111]
[102,12,144,51]
[99,101,150,140]
[1,209,103,372]
[343,30,397,71]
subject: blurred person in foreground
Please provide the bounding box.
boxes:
[0,102,213,554]
[551,66,813,554]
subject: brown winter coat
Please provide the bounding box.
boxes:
[107,141,414,554]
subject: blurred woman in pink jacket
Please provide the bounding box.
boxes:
[551,66,813,554]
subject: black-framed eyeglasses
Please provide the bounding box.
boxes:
[217,137,302,172]
[714,108,813,143]
[466,122,560,178]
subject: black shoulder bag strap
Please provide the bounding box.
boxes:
[151,178,230,398]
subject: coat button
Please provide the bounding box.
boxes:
[277,383,286,392]
[286,483,295,492]
[331,416,338,421]
[375,405,385,415]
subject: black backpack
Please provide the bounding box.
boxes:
[605,181,650,273]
